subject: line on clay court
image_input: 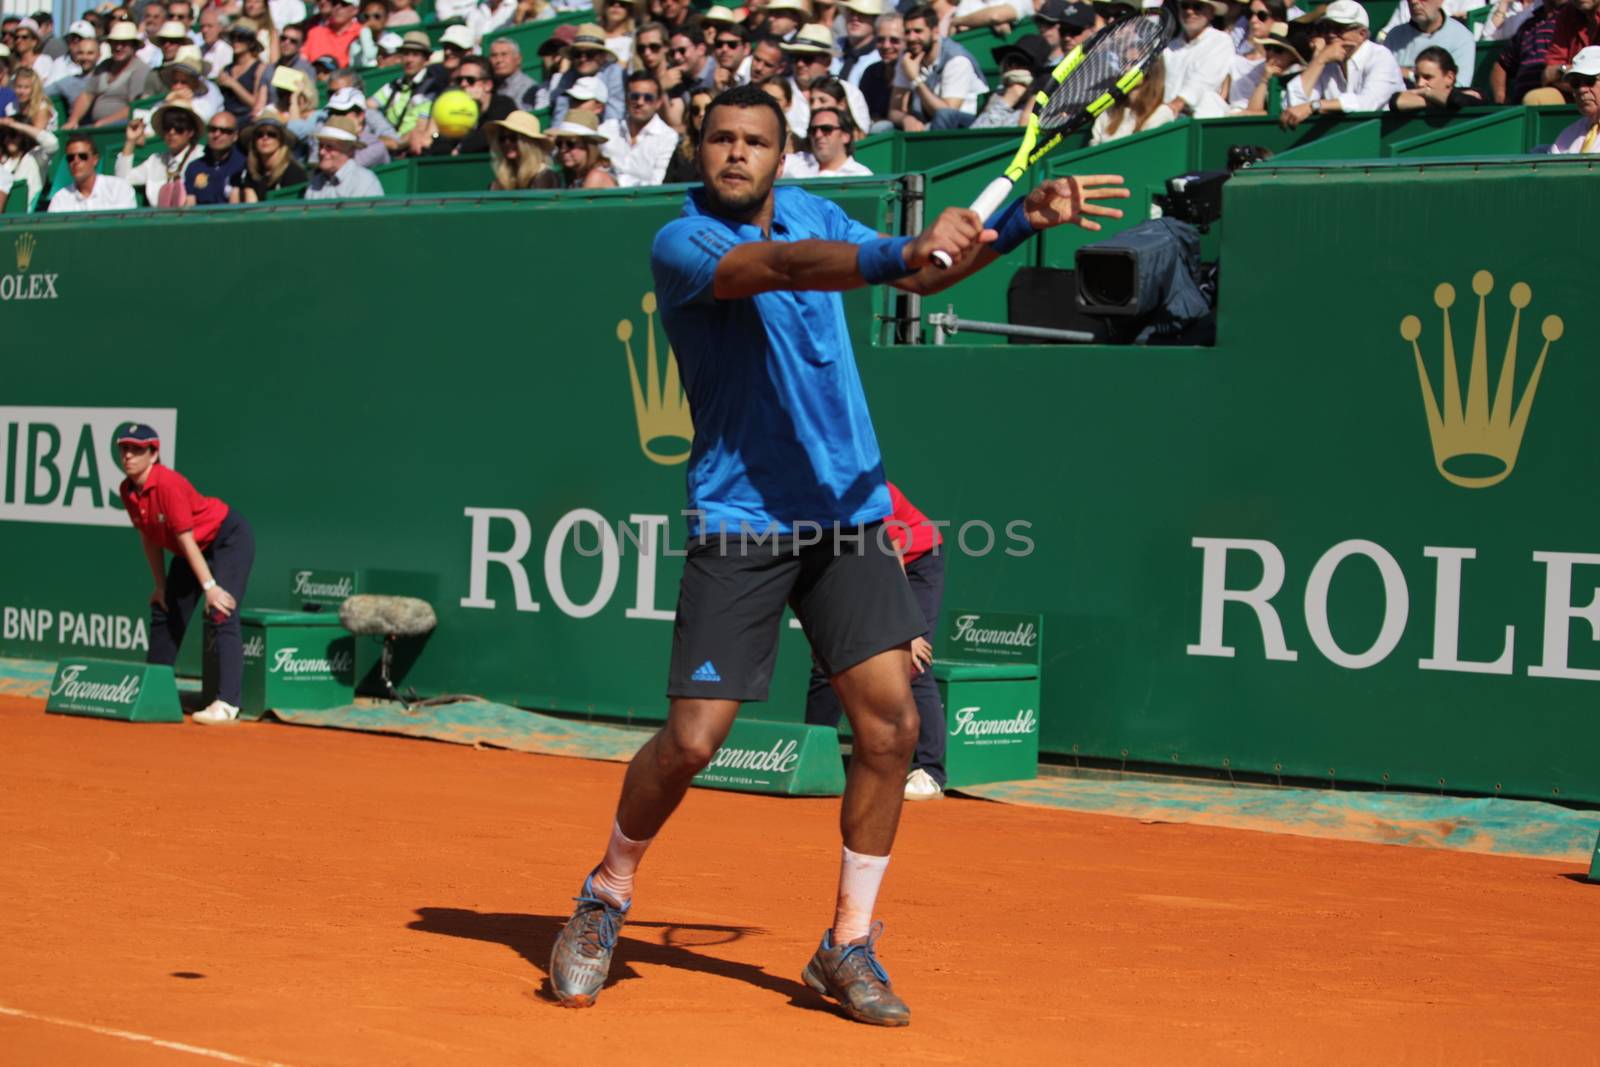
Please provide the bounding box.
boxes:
[0,1004,293,1066]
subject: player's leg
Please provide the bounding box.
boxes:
[149,553,198,671]
[548,533,797,1008]
[195,514,255,724]
[612,697,741,849]
[792,523,923,1026]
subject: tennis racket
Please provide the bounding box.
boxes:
[930,4,1178,268]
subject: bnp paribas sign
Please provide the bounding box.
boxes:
[0,406,177,526]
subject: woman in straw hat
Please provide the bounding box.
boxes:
[1224,0,1284,109]
[487,109,560,189]
[1241,21,1308,114]
[239,108,307,200]
[546,109,617,188]
[117,98,206,206]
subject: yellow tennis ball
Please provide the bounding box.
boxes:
[432,89,480,138]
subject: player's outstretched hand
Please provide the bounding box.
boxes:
[1024,175,1130,233]
[906,206,996,269]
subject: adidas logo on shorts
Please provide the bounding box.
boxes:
[691,660,722,683]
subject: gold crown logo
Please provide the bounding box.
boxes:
[1400,270,1564,489]
[619,292,693,466]
[15,233,36,272]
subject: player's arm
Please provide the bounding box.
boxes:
[894,175,1130,296]
[711,208,992,300]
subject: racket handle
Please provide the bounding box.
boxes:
[929,176,1017,270]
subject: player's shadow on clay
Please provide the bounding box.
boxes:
[408,907,831,1011]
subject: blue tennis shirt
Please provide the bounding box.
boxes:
[651,185,893,537]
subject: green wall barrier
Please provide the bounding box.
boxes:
[1388,107,1527,158]
[5,157,1598,803]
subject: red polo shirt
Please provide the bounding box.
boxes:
[885,482,941,564]
[1546,7,1599,70]
[120,464,229,554]
[302,20,362,67]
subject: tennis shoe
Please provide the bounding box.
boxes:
[548,871,630,1007]
[904,768,943,801]
[193,700,240,725]
[801,921,910,1027]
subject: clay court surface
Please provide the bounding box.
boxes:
[2,694,1596,1065]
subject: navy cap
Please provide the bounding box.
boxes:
[1039,0,1097,26]
[992,33,1052,73]
[115,422,160,447]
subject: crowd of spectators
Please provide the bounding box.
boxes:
[0,0,1595,212]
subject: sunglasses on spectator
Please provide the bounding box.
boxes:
[255,129,282,140]
[809,124,842,136]
[1179,2,1211,11]
[66,150,93,161]
[554,138,585,150]
[499,132,521,148]
[628,90,658,101]
[454,74,489,85]
[362,9,384,17]
[281,32,302,42]
[714,37,743,48]
[669,45,690,55]
[1569,73,1598,88]
[207,123,236,133]
[1249,7,1272,17]
[875,34,902,43]
[639,41,664,51]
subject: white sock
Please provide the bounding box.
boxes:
[591,820,653,907]
[832,846,890,945]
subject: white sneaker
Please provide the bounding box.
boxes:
[193,700,241,725]
[904,768,943,801]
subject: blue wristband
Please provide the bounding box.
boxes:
[986,196,1037,256]
[858,236,917,284]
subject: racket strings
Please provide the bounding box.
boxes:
[1038,16,1172,128]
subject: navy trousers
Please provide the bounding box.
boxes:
[147,511,256,706]
[804,550,948,786]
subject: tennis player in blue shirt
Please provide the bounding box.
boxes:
[550,84,1127,1026]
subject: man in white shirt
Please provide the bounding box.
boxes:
[1550,45,1600,152]
[890,3,989,130]
[785,103,875,175]
[1282,0,1405,124]
[468,0,518,48]
[599,70,679,186]
[48,134,138,212]
[304,125,385,198]
[951,0,1036,33]
[1384,0,1477,82]
[197,8,231,79]
[1165,0,1235,118]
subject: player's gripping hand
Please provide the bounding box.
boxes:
[1023,175,1130,233]
[905,207,996,270]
